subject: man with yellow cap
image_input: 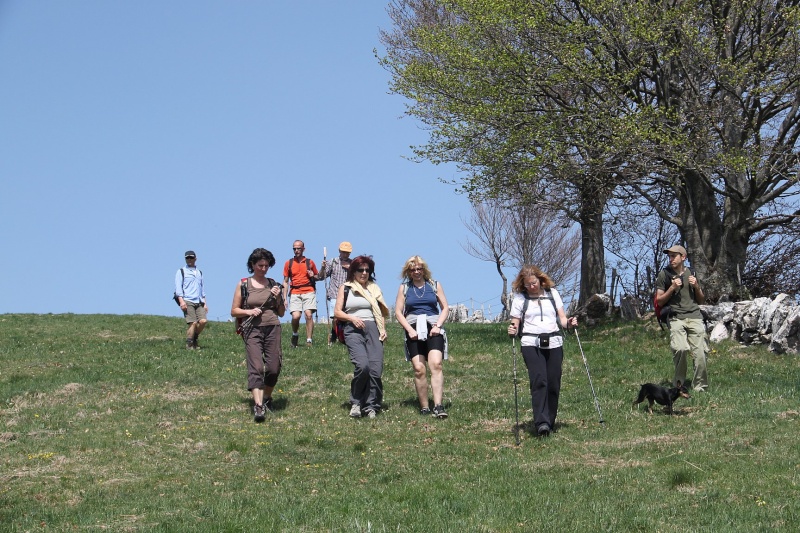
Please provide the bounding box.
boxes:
[322,242,353,346]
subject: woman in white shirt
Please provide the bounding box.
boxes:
[507,265,577,437]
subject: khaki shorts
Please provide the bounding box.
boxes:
[184,302,207,323]
[289,292,317,314]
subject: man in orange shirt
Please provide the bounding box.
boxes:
[283,240,322,347]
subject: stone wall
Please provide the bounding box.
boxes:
[702,293,800,354]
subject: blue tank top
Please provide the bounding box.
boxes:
[403,281,439,316]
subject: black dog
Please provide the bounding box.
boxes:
[633,381,691,414]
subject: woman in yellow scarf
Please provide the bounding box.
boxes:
[334,255,390,419]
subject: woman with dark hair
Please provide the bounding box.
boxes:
[395,255,450,418]
[231,248,285,423]
[334,255,390,419]
[507,265,577,437]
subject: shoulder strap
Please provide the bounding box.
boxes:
[180,268,185,296]
[518,290,557,337]
[342,285,351,309]
[240,278,249,308]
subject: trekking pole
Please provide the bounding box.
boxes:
[574,328,605,427]
[323,247,330,323]
[512,336,521,445]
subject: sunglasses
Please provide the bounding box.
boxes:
[411,267,423,272]
[356,268,370,273]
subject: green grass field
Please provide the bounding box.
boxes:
[1,313,798,532]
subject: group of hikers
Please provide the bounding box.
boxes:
[174,242,709,434]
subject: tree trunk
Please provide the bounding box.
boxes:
[578,186,607,305]
[677,169,750,303]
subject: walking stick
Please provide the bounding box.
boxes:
[323,247,330,323]
[512,337,521,445]
[574,328,605,427]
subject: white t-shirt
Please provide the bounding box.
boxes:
[510,289,564,348]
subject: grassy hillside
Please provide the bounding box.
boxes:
[1,314,798,531]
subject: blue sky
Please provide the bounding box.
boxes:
[0,1,505,321]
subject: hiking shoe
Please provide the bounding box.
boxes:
[192,335,199,349]
[432,405,448,419]
[186,338,194,350]
[349,404,361,418]
[291,334,299,348]
[253,404,266,423]
[306,338,313,347]
[537,424,551,437]
[419,407,431,416]
[264,397,274,413]
[365,409,377,419]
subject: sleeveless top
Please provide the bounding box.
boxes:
[403,281,439,317]
[245,277,281,327]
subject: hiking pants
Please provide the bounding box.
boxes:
[343,321,384,412]
[669,317,708,391]
[521,345,563,429]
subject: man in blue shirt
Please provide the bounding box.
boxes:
[175,250,208,349]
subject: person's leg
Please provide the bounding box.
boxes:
[192,306,208,347]
[426,335,446,408]
[670,318,691,387]
[410,354,429,410]
[363,322,384,413]
[344,325,369,409]
[262,325,283,409]
[521,346,548,429]
[304,308,314,344]
[544,347,564,428]
[186,322,197,349]
[244,328,266,421]
[685,318,709,391]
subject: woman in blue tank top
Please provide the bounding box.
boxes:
[395,255,450,419]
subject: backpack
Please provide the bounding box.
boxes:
[517,289,557,338]
[333,285,353,343]
[173,267,202,306]
[287,258,316,291]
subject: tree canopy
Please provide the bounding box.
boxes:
[381,0,800,302]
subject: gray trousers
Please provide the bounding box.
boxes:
[343,321,384,412]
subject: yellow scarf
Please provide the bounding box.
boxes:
[346,280,390,337]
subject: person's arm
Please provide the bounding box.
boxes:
[431,282,449,335]
[175,270,187,311]
[283,261,291,302]
[556,307,577,329]
[231,281,261,319]
[395,284,417,339]
[272,283,286,317]
[688,273,706,305]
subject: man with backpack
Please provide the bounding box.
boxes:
[655,245,709,392]
[321,241,353,346]
[174,250,208,350]
[283,240,322,348]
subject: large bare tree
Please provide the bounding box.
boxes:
[462,198,580,318]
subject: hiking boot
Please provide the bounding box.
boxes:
[291,334,299,348]
[264,397,274,413]
[253,404,266,423]
[306,338,313,347]
[419,407,431,416]
[365,409,377,419]
[192,335,199,349]
[349,404,361,418]
[186,338,194,350]
[432,405,448,419]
